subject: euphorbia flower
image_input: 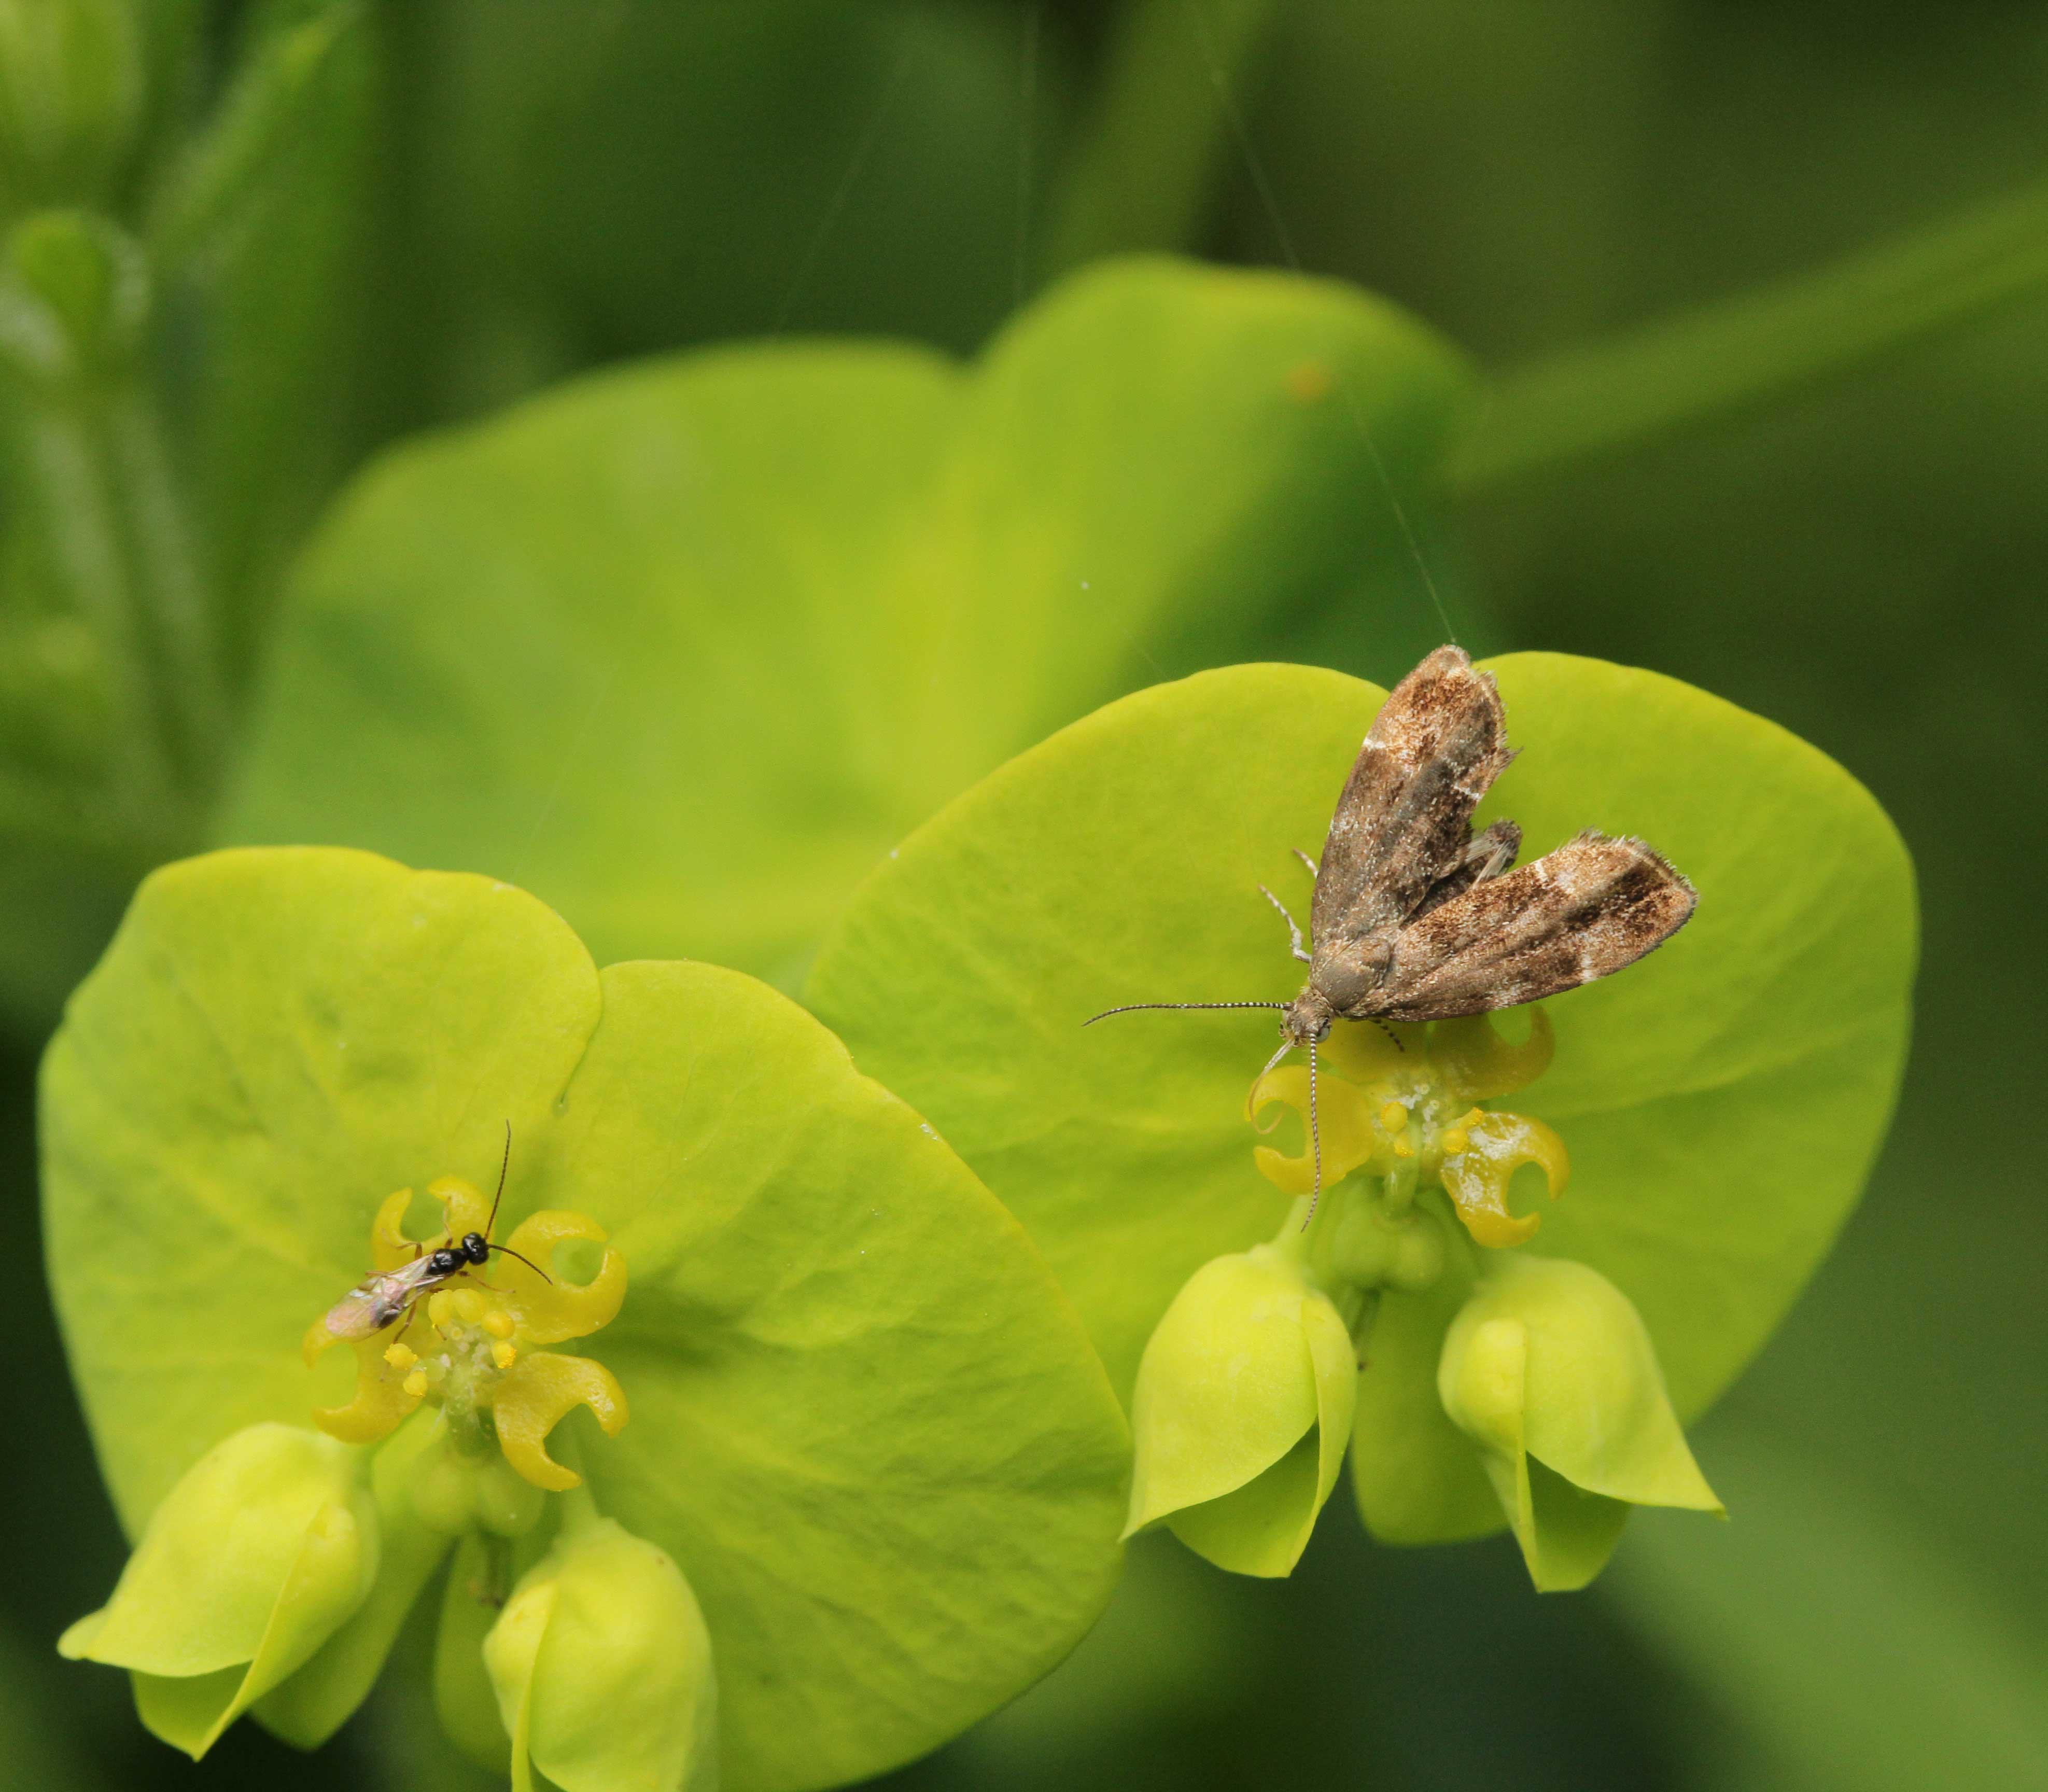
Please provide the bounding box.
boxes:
[302,1177,628,1491]
[43,847,1130,1780]
[1126,1006,1649,1579]
[1247,1011,1567,1250]
[810,654,1916,1591]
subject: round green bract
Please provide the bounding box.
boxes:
[40,846,1130,1792]
[218,257,1469,993]
[806,656,1917,1440]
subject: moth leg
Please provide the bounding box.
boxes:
[1293,847,1320,879]
[1414,820,1523,917]
[1258,884,1314,964]
[1467,819,1522,883]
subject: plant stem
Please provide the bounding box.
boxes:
[146,3,361,278]
[1449,173,2048,492]
[1039,0,1282,279]
[106,387,229,785]
[552,1426,601,1538]
[15,398,184,835]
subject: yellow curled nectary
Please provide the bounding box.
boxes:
[493,1352,629,1491]
[1439,1110,1570,1247]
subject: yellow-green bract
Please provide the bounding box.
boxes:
[215,257,1470,1003]
[807,655,1916,1569]
[41,846,1130,1790]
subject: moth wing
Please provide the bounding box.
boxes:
[1310,647,1516,949]
[1363,830,1696,1023]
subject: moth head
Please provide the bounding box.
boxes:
[1282,989,1334,1047]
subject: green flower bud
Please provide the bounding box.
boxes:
[1125,1245,1357,1577]
[1438,1256,1722,1591]
[409,1428,550,1540]
[254,1413,457,1749]
[484,1517,718,1792]
[58,1423,378,1758]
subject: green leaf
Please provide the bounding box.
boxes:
[1451,170,2048,492]
[806,656,1915,1495]
[145,2,360,279]
[220,256,1471,993]
[42,846,1129,1789]
[180,0,378,660]
[1039,0,1282,278]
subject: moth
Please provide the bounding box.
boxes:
[320,1126,549,1341]
[1089,646,1697,1211]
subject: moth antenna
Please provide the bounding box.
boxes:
[485,1242,553,1284]
[1300,1038,1324,1229]
[1369,1017,1405,1053]
[485,1120,512,1237]
[1085,1001,1289,1025]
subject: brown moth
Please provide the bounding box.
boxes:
[1089,646,1697,1212]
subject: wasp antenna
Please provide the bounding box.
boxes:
[486,1120,512,1236]
[1084,1000,1288,1026]
[1299,1038,1325,1230]
[485,1242,553,1285]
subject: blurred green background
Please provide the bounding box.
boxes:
[4,1,2043,1787]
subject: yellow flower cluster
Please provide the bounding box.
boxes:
[1248,1010,1569,1246]
[302,1176,629,1489]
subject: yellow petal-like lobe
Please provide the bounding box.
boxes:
[493,1212,628,1346]
[368,1178,490,1271]
[1432,1009,1554,1101]
[312,1335,423,1445]
[425,1175,493,1241]
[493,1353,629,1491]
[1249,1063,1380,1195]
[301,1313,339,1370]
[1323,1020,1414,1080]
[368,1188,419,1272]
[1440,1111,1570,1247]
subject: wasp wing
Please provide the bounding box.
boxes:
[323,1256,438,1340]
[1310,646,1516,951]
[1362,830,1696,1023]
